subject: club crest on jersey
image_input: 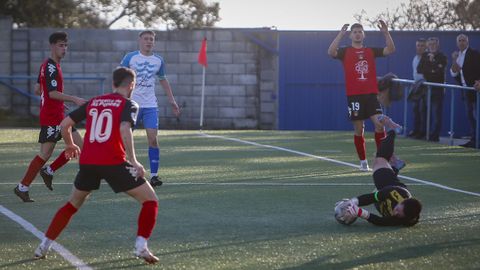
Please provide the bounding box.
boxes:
[51,80,57,87]
[354,60,369,81]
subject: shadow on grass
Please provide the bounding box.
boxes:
[281,238,480,270]
[0,258,38,269]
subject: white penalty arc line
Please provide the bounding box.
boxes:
[0,205,92,270]
[199,132,480,197]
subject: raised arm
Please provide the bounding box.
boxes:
[327,24,349,58]
[378,20,395,55]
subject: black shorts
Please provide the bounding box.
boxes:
[373,168,406,190]
[347,94,383,121]
[38,125,78,143]
[74,162,147,193]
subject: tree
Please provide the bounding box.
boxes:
[0,0,220,29]
[354,0,480,30]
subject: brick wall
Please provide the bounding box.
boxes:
[2,21,278,129]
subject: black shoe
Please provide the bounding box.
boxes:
[14,186,34,202]
[460,140,475,148]
[39,167,53,191]
[150,176,163,187]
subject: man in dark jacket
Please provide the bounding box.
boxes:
[417,37,447,142]
[450,34,480,148]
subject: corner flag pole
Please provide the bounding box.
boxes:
[200,65,206,129]
[198,37,208,130]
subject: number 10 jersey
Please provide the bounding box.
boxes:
[69,92,139,165]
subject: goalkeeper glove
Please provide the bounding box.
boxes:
[347,203,370,219]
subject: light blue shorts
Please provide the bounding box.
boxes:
[135,107,159,129]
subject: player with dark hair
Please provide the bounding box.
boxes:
[328,21,396,171]
[120,30,181,187]
[14,31,86,202]
[344,116,422,226]
[34,67,160,264]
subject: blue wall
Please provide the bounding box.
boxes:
[278,30,480,138]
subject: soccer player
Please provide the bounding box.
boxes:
[344,116,422,226]
[120,30,180,187]
[328,21,396,171]
[34,67,160,264]
[14,32,86,202]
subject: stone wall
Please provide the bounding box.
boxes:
[0,16,12,110]
[1,18,278,129]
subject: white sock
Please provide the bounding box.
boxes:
[45,166,54,175]
[18,184,29,192]
[150,173,158,177]
[41,237,53,249]
[135,236,148,251]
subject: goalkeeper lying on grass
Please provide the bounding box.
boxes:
[344,116,422,226]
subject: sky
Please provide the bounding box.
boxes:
[110,0,410,30]
[206,0,408,30]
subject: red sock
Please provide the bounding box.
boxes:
[137,200,158,239]
[20,155,46,186]
[354,135,366,161]
[375,131,386,150]
[45,202,78,240]
[50,151,69,172]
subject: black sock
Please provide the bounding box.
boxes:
[376,130,396,160]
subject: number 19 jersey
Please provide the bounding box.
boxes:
[69,92,139,165]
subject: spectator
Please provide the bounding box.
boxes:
[450,34,480,148]
[408,38,427,139]
[417,37,447,142]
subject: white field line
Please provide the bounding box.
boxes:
[0,205,92,270]
[0,182,425,187]
[199,132,480,197]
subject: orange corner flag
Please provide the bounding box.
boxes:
[198,37,208,67]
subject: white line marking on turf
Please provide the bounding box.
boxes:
[0,205,92,270]
[0,182,426,187]
[199,132,480,197]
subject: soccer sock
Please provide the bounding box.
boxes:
[20,155,47,186]
[137,200,158,239]
[376,130,396,160]
[49,151,69,172]
[374,131,386,150]
[45,202,78,240]
[148,147,160,176]
[354,135,366,161]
